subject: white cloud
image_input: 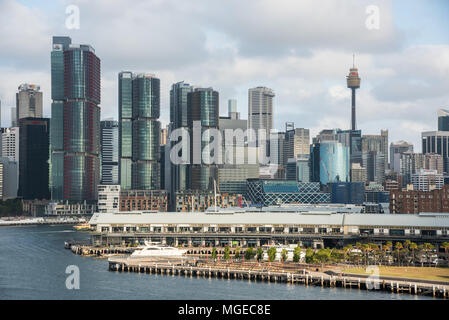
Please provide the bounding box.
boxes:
[0,0,447,152]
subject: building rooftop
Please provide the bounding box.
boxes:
[89,211,449,228]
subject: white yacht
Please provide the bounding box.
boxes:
[130,241,188,258]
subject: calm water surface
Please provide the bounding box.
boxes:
[0,225,433,300]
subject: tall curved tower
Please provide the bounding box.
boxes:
[346,56,361,131]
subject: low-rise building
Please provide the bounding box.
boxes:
[246,179,330,206]
[88,211,449,247]
[45,201,97,216]
[390,185,449,213]
[98,185,120,213]
[176,190,241,212]
[120,190,168,212]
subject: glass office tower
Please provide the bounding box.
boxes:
[311,141,349,185]
[18,117,50,200]
[188,88,219,191]
[50,37,101,201]
[170,82,193,193]
[118,72,160,190]
[50,36,71,200]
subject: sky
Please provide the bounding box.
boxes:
[0,0,448,149]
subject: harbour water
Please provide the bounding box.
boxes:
[0,225,433,300]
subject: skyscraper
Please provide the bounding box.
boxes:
[248,87,274,144]
[16,84,43,121]
[1,127,19,162]
[188,87,219,191]
[118,72,160,191]
[362,130,388,169]
[169,81,193,193]
[100,119,119,185]
[311,140,350,185]
[438,109,449,131]
[131,74,160,190]
[18,117,50,200]
[346,57,361,131]
[284,125,310,160]
[390,141,414,173]
[228,99,239,120]
[50,36,101,201]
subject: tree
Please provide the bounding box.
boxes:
[245,247,255,260]
[383,241,393,266]
[368,243,379,265]
[421,243,435,266]
[281,249,288,263]
[224,246,230,261]
[361,244,370,265]
[409,242,418,265]
[343,245,353,264]
[211,247,217,260]
[441,242,449,261]
[293,246,302,263]
[394,242,403,266]
[267,247,277,263]
[256,247,264,262]
[305,248,315,264]
[234,247,241,260]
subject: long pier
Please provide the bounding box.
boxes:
[107,257,449,299]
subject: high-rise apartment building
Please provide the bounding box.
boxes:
[422,131,449,174]
[362,130,388,169]
[398,152,425,186]
[362,151,385,185]
[351,163,367,183]
[425,153,444,174]
[2,127,19,162]
[248,87,274,144]
[100,119,119,185]
[50,36,101,201]
[18,118,50,200]
[411,169,444,191]
[284,124,310,160]
[16,84,43,121]
[390,141,414,173]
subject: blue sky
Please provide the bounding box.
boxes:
[1,0,449,150]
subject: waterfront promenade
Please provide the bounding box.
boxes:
[68,242,449,299]
[0,217,85,226]
[106,256,449,299]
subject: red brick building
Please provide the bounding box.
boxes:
[119,190,168,212]
[390,185,449,213]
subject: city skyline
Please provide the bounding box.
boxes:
[0,0,448,150]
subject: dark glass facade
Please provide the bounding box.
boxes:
[330,182,364,205]
[50,36,72,200]
[422,132,449,173]
[311,141,350,184]
[170,82,193,197]
[50,37,101,202]
[118,73,161,191]
[438,115,449,131]
[18,118,50,200]
[188,88,219,191]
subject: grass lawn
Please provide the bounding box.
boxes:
[341,266,449,282]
